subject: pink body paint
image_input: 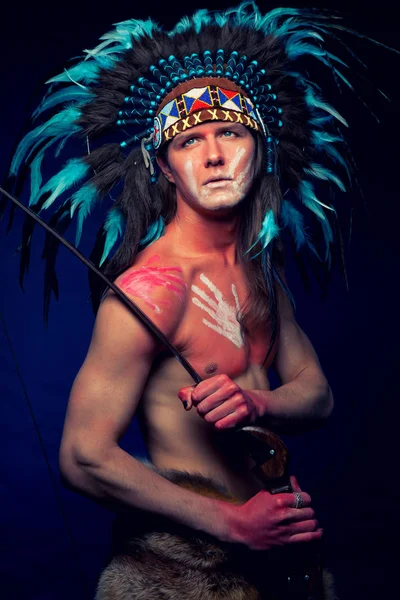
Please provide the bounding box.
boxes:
[120,255,186,313]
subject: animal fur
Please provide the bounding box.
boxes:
[95,464,338,599]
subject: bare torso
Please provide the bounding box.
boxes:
[119,233,278,502]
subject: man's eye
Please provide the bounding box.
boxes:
[182,138,196,147]
[222,131,237,138]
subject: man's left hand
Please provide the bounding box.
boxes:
[178,374,264,430]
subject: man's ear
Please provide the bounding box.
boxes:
[156,152,175,184]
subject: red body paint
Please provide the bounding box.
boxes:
[120,256,186,313]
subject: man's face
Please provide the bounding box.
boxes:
[157,122,256,214]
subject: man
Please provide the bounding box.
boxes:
[8,2,378,596]
[59,117,331,550]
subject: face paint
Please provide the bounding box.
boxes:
[191,273,243,348]
[166,123,256,212]
[120,255,186,313]
[183,145,253,210]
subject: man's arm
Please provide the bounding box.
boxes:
[59,284,228,538]
[179,272,333,433]
[250,275,334,430]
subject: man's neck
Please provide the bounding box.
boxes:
[167,202,240,265]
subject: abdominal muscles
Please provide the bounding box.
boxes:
[137,356,269,501]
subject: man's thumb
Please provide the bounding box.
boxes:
[178,385,195,410]
[290,475,302,492]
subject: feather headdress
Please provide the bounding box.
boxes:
[2,1,398,318]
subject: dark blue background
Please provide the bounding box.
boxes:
[1,2,397,598]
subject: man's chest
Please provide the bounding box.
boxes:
[173,267,272,379]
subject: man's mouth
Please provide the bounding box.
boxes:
[204,177,232,185]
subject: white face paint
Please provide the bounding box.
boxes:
[183,146,254,211]
[166,123,256,213]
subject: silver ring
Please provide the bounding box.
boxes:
[293,492,304,509]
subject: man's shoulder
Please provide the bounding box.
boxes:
[108,246,189,342]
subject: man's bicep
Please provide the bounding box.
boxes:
[60,294,162,464]
[272,280,323,385]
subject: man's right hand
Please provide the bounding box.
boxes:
[219,476,323,551]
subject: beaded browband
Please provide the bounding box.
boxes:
[152,79,265,149]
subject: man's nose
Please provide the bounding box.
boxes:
[204,139,225,167]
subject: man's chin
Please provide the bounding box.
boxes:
[200,196,246,213]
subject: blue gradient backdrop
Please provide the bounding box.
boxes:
[1,2,397,598]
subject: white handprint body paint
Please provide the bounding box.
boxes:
[191,273,244,348]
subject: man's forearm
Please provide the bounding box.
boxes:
[248,367,334,430]
[61,444,229,539]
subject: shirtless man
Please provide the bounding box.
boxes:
[58,119,333,554]
[4,4,393,598]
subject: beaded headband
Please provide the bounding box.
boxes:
[152,79,266,149]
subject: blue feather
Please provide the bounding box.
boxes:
[100,208,126,266]
[304,87,348,127]
[112,18,160,42]
[286,41,327,61]
[69,184,98,246]
[317,57,353,91]
[280,200,320,258]
[311,131,351,182]
[36,159,90,209]
[298,180,334,262]
[87,19,160,56]
[258,8,303,34]
[245,209,280,258]
[280,201,307,250]
[304,163,346,192]
[279,29,325,44]
[139,217,165,248]
[190,9,212,34]
[169,17,192,35]
[29,139,55,200]
[309,116,335,127]
[10,107,82,177]
[46,61,104,85]
[33,87,91,119]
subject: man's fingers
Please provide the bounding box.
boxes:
[288,519,319,535]
[284,507,315,523]
[288,528,324,544]
[280,491,311,509]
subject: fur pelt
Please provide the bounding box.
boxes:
[95,464,338,600]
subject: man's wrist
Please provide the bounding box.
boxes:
[212,498,242,544]
[245,388,273,422]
